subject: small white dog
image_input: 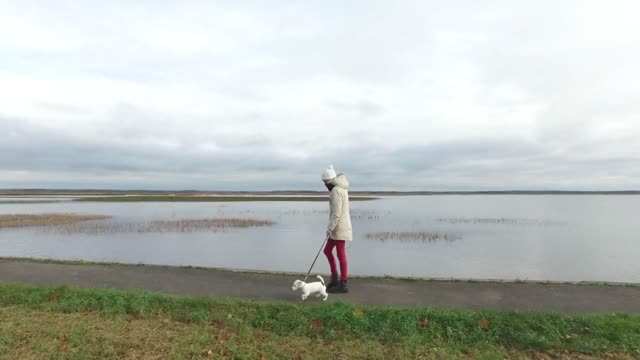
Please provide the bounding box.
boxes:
[291,275,329,301]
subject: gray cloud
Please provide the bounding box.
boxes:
[327,100,385,117]
[4,113,637,191]
[1,1,639,190]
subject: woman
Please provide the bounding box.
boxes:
[321,165,352,293]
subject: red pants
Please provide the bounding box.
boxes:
[324,239,348,281]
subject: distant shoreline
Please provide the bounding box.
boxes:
[70,195,377,202]
[1,189,639,196]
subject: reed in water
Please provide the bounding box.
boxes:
[0,214,110,229]
[366,231,461,243]
[45,218,274,234]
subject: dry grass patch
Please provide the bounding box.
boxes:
[0,214,110,229]
[437,217,567,226]
[149,218,274,230]
[366,231,462,243]
[46,218,275,234]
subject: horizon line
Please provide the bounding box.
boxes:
[1,188,640,194]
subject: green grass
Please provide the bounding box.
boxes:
[72,195,377,202]
[0,283,638,359]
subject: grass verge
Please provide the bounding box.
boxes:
[0,283,638,359]
[72,195,377,202]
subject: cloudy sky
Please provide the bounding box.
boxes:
[1,1,639,190]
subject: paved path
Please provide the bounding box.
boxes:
[1,260,639,314]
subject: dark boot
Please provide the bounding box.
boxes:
[326,276,339,290]
[328,280,348,293]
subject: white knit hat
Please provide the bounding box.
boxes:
[321,165,337,181]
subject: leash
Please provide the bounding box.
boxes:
[303,234,329,282]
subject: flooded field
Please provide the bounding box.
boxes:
[0,195,638,283]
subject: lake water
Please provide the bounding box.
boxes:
[1,196,638,283]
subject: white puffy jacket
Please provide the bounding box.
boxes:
[327,174,352,241]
